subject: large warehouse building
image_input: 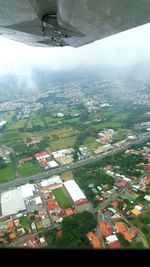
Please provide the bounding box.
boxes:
[1,188,26,217]
[64,180,88,205]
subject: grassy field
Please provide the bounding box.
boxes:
[0,130,20,144]
[31,119,45,127]
[53,187,73,209]
[20,216,31,234]
[0,163,15,183]
[112,129,128,143]
[61,171,73,181]
[12,142,28,153]
[112,113,128,123]
[4,112,14,123]
[83,137,100,150]
[50,136,77,150]
[18,161,42,177]
[92,121,121,131]
[26,120,33,129]
[8,120,27,130]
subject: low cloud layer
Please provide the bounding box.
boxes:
[0,23,150,76]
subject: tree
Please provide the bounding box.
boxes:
[55,211,96,249]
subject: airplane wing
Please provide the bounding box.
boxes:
[0,0,150,47]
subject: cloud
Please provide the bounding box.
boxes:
[0,22,150,76]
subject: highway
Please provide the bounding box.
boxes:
[0,132,149,194]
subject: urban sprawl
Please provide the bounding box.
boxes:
[0,77,150,249]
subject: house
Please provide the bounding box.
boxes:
[99,221,113,237]
[108,240,121,249]
[7,219,14,229]
[86,232,101,249]
[131,209,141,216]
[47,198,60,212]
[56,230,63,238]
[28,236,40,248]
[65,208,74,216]
[115,222,127,234]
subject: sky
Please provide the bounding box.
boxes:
[0,22,150,76]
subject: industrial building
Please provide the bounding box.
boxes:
[1,188,26,217]
[64,180,88,205]
[19,183,35,199]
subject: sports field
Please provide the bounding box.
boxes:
[52,187,73,209]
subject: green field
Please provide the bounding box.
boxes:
[50,136,77,150]
[12,142,28,153]
[8,120,27,130]
[0,163,15,183]
[112,113,128,123]
[18,161,42,177]
[83,137,100,150]
[112,129,128,143]
[31,119,45,127]
[20,216,31,234]
[26,120,33,128]
[0,130,20,144]
[53,187,73,209]
[92,121,121,131]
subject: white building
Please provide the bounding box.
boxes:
[19,183,35,199]
[35,196,42,205]
[144,195,150,201]
[106,235,118,243]
[1,188,26,217]
[64,180,87,204]
[40,175,63,187]
[46,160,58,168]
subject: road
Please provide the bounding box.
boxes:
[0,132,149,194]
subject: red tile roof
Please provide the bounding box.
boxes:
[21,157,33,162]
[115,222,127,234]
[111,201,118,207]
[56,230,63,238]
[99,221,112,237]
[109,240,121,249]
[75,198,88,205]
[65,208,74,216]
[47,199,60,210]
[35,152,49,158]
[7,220,14,229]
[115,180,128,187]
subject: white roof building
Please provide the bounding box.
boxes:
[47,160,58,168]
[0,120,7,127]
[144,195,150,201]
[64,180,86,203]
[106,235,118,243]
[35,196,42,205]
[52,148,74,159]
[19,183,35,199]
[1,188,26,217]
[135,205,143,211]
[40,175,63,187]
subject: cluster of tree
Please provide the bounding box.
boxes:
[122,105,150,128]
[54,212,97,249]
